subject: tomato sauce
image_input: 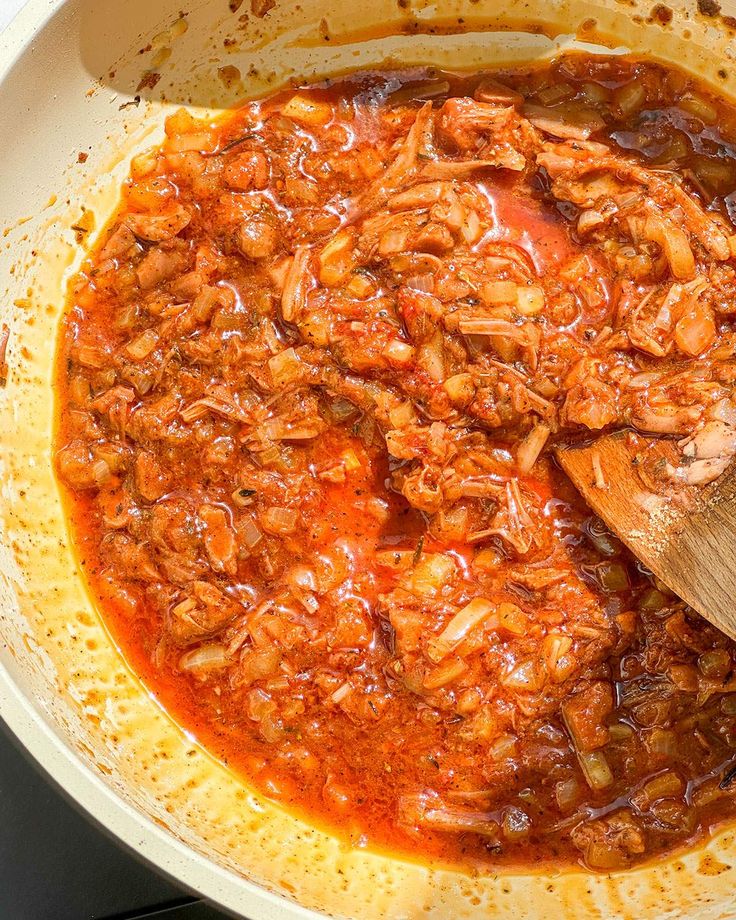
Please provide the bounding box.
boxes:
[55,55,736,871]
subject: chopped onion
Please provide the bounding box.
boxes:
[172,596,197,619]
[489,733,518,760]
[386,80,451,105]
[286,565,320,610]
[692,154,736,195]
[578,750,614,791]
[76,344,107,369]
[179,642,229,673]
[423,656,468,690]
[179,401,208,422]
[593,561,630,593]
[614,80,646,116]
[91,457,112,486]
[722,695,736,716]
[268,347,303,387]
[692,780,723,807]
[495,602,529,636]
[417,333,445,382]
[580,81,610,104]
[516,423,550,473]
[282,94,332,126]
[645,215,695,280]
[502,806,531,841]
[407,553,456,598]
[131,148,158,179]
[341,448,361,472]
[165,131,216,153]
[428,598,495,662]
[646,728,677,757]
[443,372,475,406]
[382,339,415,365]
[375,549,415,571]
[473,548,502,573]
[404,273,435,293]
[429,505,469,543]
[501,659,544,691]
[317,461,346,483]
[281,247,311,322]
[679,93,718,125]
[239,647,281,686]
[634,770,684,807]
[445,788,492,802]
[261,417,323,441]
[585,840,632,871]
[246,687,276,721]
[241,516,263,550]
[536,83,574,105]
[474,77,523,106]
[516,285,545,316]
[388,401,416,428]
[346,271,376,298]
[481,280,518,304]
[608,722,634,742]
[459,317,533,344]
[379,228,410,256]
[114,303,139,332]
[577,209,605,235]
[68,376,91,405]
[398,793,500,839]
[331,681,353,704]
[555,777,581,811]
[460,209,482,245]
[125,328,159,361]
[327,397,359,422]
[543,634,574,680]
[698,648,731,680]
[318,229,354,286]
[524,103,605,140]
[261,506,298,534]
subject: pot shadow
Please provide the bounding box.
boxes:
[76,0,581,111]
[77,0,287,111]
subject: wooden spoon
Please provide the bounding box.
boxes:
[555,429,736,641]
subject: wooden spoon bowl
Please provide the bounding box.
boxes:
[556,430,736,641]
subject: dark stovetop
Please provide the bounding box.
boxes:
[0,716,233,919]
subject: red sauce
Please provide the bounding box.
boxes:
[56,55,736,871]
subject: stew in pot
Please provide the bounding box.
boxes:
[55,54,736,870]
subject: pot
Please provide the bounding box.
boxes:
[2,1,736,916]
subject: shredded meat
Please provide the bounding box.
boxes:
[56,56,736,872]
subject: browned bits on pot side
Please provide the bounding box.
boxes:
[652,3,674,23]
[136,71,162,93]
[55,54,736,872]
[251,0,275,16]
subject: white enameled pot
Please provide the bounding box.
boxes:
[2,0,736,916]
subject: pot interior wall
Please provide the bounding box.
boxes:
[2,1,736,917]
